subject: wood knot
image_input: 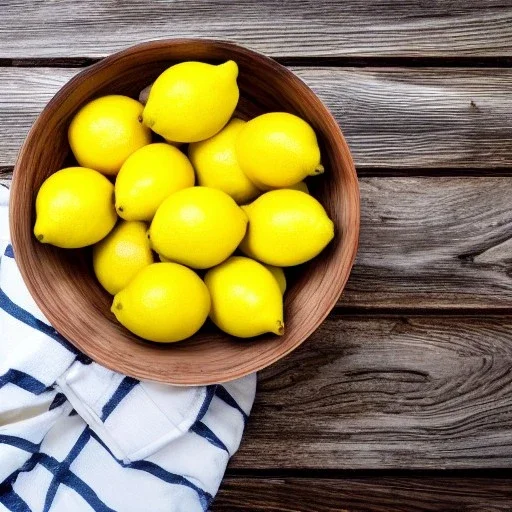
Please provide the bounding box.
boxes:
[457,253,474,263]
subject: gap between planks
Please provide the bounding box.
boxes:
[5,168,512,179]
[224,467,512,478]
[1,56,512,69]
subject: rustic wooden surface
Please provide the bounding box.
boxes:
[1,0,512,59]
[2,67,512,169]
[233,315,512,469]
[346,177,512,309]
[2,1,512,510]
[216,475,512,511]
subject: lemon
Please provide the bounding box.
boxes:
[93,221,154,295]
[205,256,284,338]
[240,189,334,266]
[264,264,287,294]
[112,262,210,343]
[142,61,239,143]
[138,84,184,147]
[236,112,323,188]
[149,187,248,269]
[115,143,195,221]
[188,118,260,204]
[68,95,151,176]
[34,167,116,248]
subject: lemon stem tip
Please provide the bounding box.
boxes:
[314,164,325,175]
[219,60,238,79]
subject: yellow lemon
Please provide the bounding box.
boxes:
[115,143,195,221]
[240,189,334,266]
[263,264,287,294]
[138,84,184,148]
[112,262,210,343]
[142,61,239,143]
[149,187,248,269]
[236,112,323,188]
[68,95,151,176]
[34,167,116,248]
[205,256,284,338]
[93,221,154,295]
[188,119,260,204]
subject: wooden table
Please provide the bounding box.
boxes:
[2,2,512,510]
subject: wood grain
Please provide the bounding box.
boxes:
[214,476,512,511]
[342,177,512,309]
[9,40,359,385]
[1,67,512,169]
[5,173,512,309]
[0,0,511,59]
[232,315,512,469]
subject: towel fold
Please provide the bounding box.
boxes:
[0,185,256,512]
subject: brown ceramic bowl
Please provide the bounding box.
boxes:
[10,39,360,385]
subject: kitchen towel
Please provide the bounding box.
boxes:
[0,185,256,512]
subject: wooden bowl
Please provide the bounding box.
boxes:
[10,40,360,385]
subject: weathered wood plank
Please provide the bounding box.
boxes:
[342,177,512,309]
[307,67,512,170]
[232,315,512,469]
[214,476,512,511]
[1,0,511,59]
[1,67,512,169]
[3,173,512,308]
[0,68,75,168]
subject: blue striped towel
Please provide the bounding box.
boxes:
[0,185,256,512]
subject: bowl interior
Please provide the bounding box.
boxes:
[10,40,359,385]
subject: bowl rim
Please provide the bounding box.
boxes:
[10,38,360,385]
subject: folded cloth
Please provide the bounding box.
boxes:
[0,185,256,512]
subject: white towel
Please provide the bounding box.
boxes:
[0,185,256,512]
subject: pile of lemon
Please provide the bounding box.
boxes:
[34,60,334,343]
